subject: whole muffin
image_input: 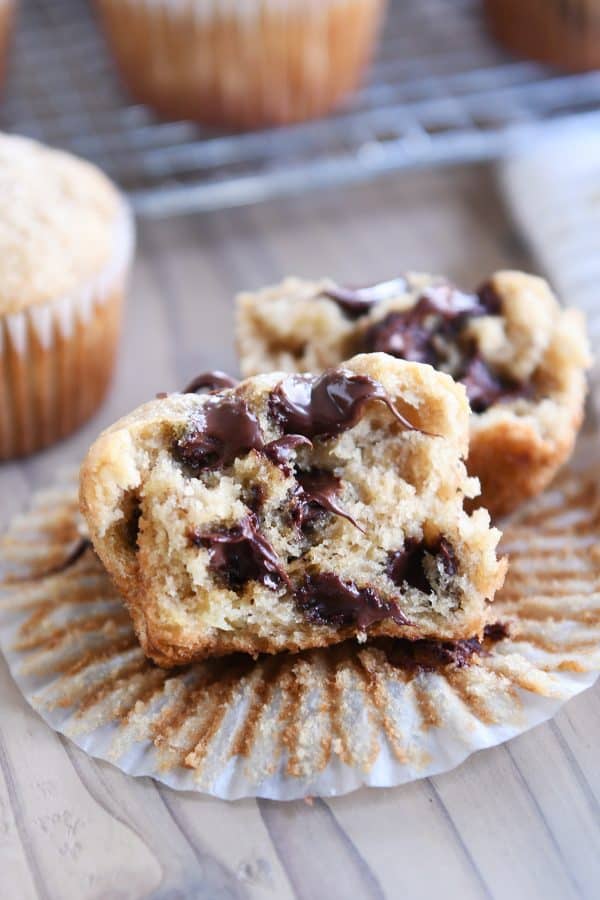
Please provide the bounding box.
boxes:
[484,0,600,71]
[95,0,387,129]
[0,133,135,460]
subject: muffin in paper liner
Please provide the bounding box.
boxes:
[0,444,599,800]
[484,0,600,73]
[95,0,386,129]
[0,135,136,460]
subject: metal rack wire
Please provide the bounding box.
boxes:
[3,0,600,217]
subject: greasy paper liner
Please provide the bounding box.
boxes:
[0,201,135,459]
[1,449,599,800]
[96,0,386,129]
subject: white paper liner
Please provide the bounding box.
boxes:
[1,437,599,800]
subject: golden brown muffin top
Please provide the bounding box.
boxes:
[0,133,131,315]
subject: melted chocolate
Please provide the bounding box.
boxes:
[459,355,520,414]
[386,537,457,594]
[183,371,239,394]
[270,370,417,440]
[385,636,482,672]
[174,396,264,472]
[362,284,529,414]
[191,514,288,590]
[323,277,408,319]
[263,435,313,474]
[363,285,487,365]
[293,470,363,532]
[483,621,510,642]
[477,280,503,315]
[296,572,411,629]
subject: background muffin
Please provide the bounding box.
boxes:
[0,0,15,90]
[484,0,600,71]
[0,133,134,460]
[95,0,387,129]
[236,271,591,518]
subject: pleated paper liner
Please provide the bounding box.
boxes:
[0,449,599,801]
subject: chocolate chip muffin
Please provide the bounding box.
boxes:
[80,355,506,667]
[236,272,591,517]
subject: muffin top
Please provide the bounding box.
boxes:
[0,133,130,316]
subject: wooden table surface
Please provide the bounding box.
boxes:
[1,165,599,900]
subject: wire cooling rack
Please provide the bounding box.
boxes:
[3,0,600,217]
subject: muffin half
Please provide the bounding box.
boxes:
[236,271,591,517]
[0,133,135,459]
[80,354,505,667]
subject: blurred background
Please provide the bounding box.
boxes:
[3,0,600,217]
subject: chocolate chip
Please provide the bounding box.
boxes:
[362,284,532,414]
[483,621,510,642]
[173,396,264,472]
[363,285,486,365]
[385,636,482,672]
[270,370,418,440]
[190,514,288,591]
[296,572,411,629]
[477,280,504,315]
[386,537,457,593]
[293,469,364,533]
[183,371,239,394]
[459,355,531,414]
[263,435,313,474]
[125,501,142,550]
[323,277,408,319]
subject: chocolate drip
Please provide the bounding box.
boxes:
[174,396,264,472]
[270,370,417,440]
[293,470,363,532]
[183,371,239,394]
[296,572,411,629]
[191,514,288,590]
[263,435,313,474]
[386,537,457,594]
[323,277,408,319]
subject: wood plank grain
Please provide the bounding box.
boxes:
[327,783,491,900]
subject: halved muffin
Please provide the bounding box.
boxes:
[236,271,591,516]
[80,355,505,667]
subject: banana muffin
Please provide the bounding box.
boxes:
[95,0,386,129]
[0,133,134,459]
[237,271,591,517]
[80,355,506,667]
